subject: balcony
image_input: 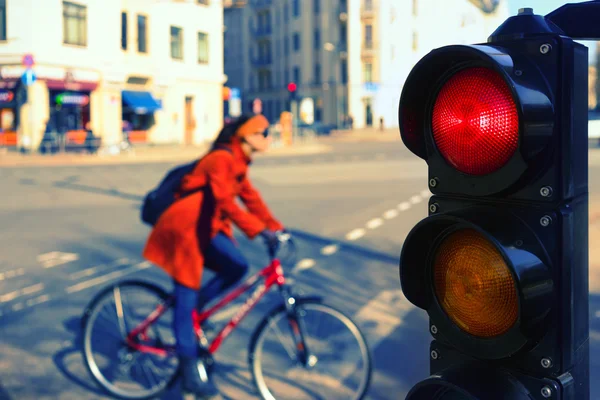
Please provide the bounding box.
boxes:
[252,57,272,68]
[253,26,273,39]
[360,4,375,20]
[251,0,272,10]
[338,4,348,22]
[361,42,378,59]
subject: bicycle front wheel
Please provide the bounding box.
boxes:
[81,280,179,400]
[249,299,372,400]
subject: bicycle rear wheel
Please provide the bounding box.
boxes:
[81,280,179,400]
[249,298,372,400]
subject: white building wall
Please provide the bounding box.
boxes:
[0,0,224,149]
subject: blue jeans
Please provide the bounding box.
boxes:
[173,233,249,358]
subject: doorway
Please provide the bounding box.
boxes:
[365,99,373,127]
[184,96,195,145]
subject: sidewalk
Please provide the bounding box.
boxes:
[0,141,332,167]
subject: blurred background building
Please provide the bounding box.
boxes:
[224,0,510,130]
[0,0,224,152]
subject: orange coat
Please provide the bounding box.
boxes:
[142,139,284,290]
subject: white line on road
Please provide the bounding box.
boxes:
[0,283,45,303]
[26,294,50,307]
[383,209,399,220]
[37,251,79,269]
[366,218,384,230]
[69,257,130,280]
[65,261,152,294]
[0,268,25,281]
[398,202,411,211]
[292,258,317,274]
[345,228,366,241]
[353,289,414,350]
[320,244,339,256]
[410,195,422,205]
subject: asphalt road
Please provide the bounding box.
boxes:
[1,139,599,399]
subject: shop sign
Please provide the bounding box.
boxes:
[55,92,90,107]
[0,90,15,104]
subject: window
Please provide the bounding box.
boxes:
[314,0,320,14]
[284,35,289,55]
[412,0,418,16]
[412,31,418,51]
[364,63,372,82]
[0,0,5,41]
[284,69,289,86]
[121,12,127,50]
[293,66,301,84]
[137,15,147,53]
[284,3,289,22]
[313,29,320,50]
[293,0,300,17]
[198,32,209,63]
[293,32,300,52]
[170,26,183,60]
[314,63,321,84]
[340,60,348,84]
[365,24,372,48]
[63,1,87,46]
[364,0,373,11]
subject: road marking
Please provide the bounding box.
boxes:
[293,258,316,273]
[366,218,384,229]
[383,209,398,220]
[398,202,411,211]
[345,228,366,241]
[12,302,24,311]
[37,251,79,269]
[320,244,339,256]
[421,189,430,198]
[0,268,25,281]
[0,283,45,303]
[26,294,50,307]
[596,310,600,318]
[410,195,422,205]
[353,289,414,350]
[65,261,152,294]
[69,258,130,280]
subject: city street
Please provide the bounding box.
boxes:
[1,137,600,399]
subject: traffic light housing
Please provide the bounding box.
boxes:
[287,82,298,101]
[398,5,593,400]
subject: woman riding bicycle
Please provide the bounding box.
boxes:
[143,114,284,398]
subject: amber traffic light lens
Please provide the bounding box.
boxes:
[433,228,518,338]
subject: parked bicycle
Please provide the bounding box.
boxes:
[81,233,373,399]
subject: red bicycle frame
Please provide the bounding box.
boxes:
[126,259,287,357]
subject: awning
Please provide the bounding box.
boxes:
[122,90,162,114]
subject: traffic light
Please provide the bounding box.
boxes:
[287,82,298,100]
[398,5,593,400]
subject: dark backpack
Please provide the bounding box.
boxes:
[140,147,232,226]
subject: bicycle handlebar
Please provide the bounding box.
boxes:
[266,231,295,262]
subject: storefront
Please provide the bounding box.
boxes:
[0,88,18,147]
[121,90,162,144]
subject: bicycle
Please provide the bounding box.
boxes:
[81,232,373,400]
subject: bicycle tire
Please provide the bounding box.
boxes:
[248,298,373,400]
[81,280,180,400]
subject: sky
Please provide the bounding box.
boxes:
[507,0,597,62]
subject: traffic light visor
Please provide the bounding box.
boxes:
[433,228,518,338]
[432,67,519,176]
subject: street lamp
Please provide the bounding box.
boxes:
[324,41,339,128]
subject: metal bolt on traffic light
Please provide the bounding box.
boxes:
[398,2,600,399]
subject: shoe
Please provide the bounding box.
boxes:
[179,355,220,398]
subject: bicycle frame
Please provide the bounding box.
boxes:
[125,258,287,357]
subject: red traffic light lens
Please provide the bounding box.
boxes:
[287,82,297,92]
[432,67,519,176]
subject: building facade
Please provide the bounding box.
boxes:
[223,0,509,129]
[0,0,224,151]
